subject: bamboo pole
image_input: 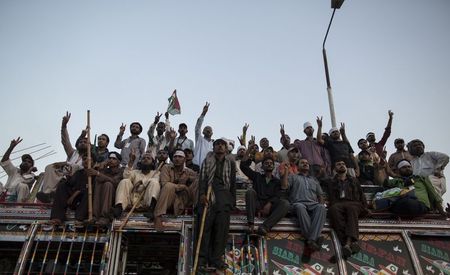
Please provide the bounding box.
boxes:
[87,110,93,221]
[192,183,212,274]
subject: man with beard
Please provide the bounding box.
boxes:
[111,152,160,221]
[193,102,214,167]
[326,160,368,258]
[384,159,445,218]
[114,122,146,169]
[240,139,290,236]
[283,158,326,251]
[153,150,198,229]
[147,112,171,157]
[92,151,124,225]
[37,112,88,203]
[155,148,170,168]
[296,121,331,179]
[407,139,449,196]
[0,137,36,202]
[317,117,359,177]
[196,138,236,271]
[173,123,194,151]
[388,138,412,174]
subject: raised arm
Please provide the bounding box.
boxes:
[114,123,126,149]
[148,112,163,145]
[237,123,249,146]
[1,137,22,163]
[316,116,324,145]
[378,110,394,147]
[61,112,75,158]
[195,102,209,141]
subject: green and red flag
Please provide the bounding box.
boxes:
[167,89,181,115]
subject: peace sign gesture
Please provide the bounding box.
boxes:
[119,123,126,135]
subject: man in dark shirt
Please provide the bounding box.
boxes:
[196,138,236,271]
[49,155,91,225]
[317,117,359,177]
[326,160,368,258]
[240,142,290,236]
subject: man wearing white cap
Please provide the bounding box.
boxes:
[384,159,444,218]
[296,121,331,178]
[153,149,198,229]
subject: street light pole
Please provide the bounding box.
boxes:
[322,0,344,128]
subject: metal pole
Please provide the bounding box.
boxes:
[52,224,66,275]
[15,222,39,275]
[322,8,338,128]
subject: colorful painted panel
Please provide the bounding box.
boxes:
[224,233,263,275]
[265,232,338,275]
[345,233,414,275]
[410,235,450,275]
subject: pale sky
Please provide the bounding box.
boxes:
[1,1,449,202]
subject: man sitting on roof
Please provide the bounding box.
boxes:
[408,139,449,196]
[240,137,290,236]
[153,149,198,230]
[0,137,36,202]
[37,112,87,203]
[110,151,160,221]
[48,154,94,225]
[384,159,445,218]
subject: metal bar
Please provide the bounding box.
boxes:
[402,230,424,275]
[330,229,347,275]
[64,227,77,275]
[14,222,39,275]
[34,150,57,161]
[89,227,100,275]
[39,225,55,275]
[102,231,119,274]
[0,143,46,156]
[322,8,337,50]
[26,224,43,275]
[11,146,52,162]
[111,232,122,275]
[119,245,128,275]
[99,233,110,275]
[76,227,88,274]
[51,224,66,275]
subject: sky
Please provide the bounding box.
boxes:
[1,1,449,202]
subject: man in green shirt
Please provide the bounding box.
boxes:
[384,159,444,218]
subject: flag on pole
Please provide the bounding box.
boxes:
[167,90,181,115]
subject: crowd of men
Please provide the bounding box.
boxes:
[1,104,449,270]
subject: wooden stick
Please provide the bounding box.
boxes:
[118,163,164,231]
[87,110,93,221]
[192,183,212,274]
